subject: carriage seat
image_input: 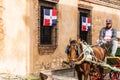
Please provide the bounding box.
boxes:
[115,32,120,57]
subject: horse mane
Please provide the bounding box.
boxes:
[70,40,77,45]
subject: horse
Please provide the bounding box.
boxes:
[68,40,107,80]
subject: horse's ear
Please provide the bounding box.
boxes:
[69,38,72,43]
[117,37,120,41]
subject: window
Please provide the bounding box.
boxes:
[38,0,58,54]
[78,8,92,44]
[40,6,53,45]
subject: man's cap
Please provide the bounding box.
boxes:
[106,19,112,23]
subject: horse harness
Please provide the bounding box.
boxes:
[69,41,108,67]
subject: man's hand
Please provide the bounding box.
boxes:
[77,38,82,44]
[99,39,102,43]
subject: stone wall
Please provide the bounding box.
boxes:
[79,0,120,43]
[31,0,120,73]
[92,6,120,43]
[30,0,78,72]
[0,0,120,75]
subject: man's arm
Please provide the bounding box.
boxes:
[99,27,105,40]
[111,29,117,41]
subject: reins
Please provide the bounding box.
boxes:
[69,41,106,65]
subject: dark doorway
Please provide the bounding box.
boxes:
[79,8,92,44]
[40,6,53,45]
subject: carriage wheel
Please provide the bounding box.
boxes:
[92,71,101,80]
[109,71,119,80]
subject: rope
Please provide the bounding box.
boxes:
[83,42,106,63]
[75,42,95,64]
[85,58,120,72]
[83,42,120,72]
[72,41,120,72]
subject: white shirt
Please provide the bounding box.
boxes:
[104,28,112,40]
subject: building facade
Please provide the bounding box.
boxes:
[0,0,120,75]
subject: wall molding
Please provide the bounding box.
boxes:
[78,3,93,10]
[100,0,120,6]
[80,0,120,10]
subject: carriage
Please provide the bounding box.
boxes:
[39,39,120,80]
[65,39,120,80]
[106,56,120,80]
[91,52,120,80]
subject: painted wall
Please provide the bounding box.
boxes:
[1,0,29,75]
[1,0,120,76]
[30,0,78,72]
[78,1,120,44]
[31,0,120,73]
[92,5,120,43]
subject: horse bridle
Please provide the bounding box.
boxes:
[69,43,87,65]
[70,43,81,56]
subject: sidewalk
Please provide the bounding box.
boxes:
[0,73,25,80]
[40,68,78,80]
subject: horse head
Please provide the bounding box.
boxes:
[68,40,85,66]
[68,39,92,80]
[68,39,106,80]
[68,40,78,61]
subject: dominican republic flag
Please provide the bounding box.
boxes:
[43,9,57,26]
[81,17,91,31]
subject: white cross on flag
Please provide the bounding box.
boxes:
[82,17,91,31]
[43,9,57,26]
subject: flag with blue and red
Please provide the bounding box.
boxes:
[43,9,57,26]
[82,17,91,31]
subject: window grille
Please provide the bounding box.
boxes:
[40,6,53,45]
[79,8,92,44]
[38,0,58,54]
